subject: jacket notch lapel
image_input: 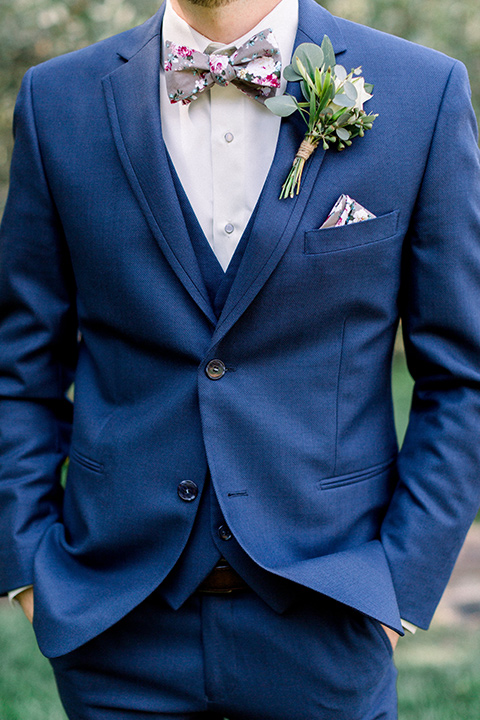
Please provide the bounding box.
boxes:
[102,19,217,326]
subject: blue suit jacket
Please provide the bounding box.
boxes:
[1,0,480,658]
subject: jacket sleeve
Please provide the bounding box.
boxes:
[0,67,78,594]
[381,60,480,629]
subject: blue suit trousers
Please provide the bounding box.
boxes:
[49,589,397,720]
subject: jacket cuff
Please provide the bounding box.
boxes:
[401,618,418,634]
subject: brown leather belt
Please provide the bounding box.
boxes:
[197,558,248,594]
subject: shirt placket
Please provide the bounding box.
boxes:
[210,81,247,272]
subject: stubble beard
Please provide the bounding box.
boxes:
[185,0,238,7]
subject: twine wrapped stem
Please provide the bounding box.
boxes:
[280,135,320,200]
[295,138,318,161]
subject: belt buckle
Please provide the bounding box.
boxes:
[200,587,235,595]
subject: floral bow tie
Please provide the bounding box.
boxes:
[164,29,281,106]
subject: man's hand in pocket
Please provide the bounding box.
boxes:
[17,587,34,624]
[381,624,399,651]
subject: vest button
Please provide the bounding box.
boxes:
[177,480,198,502]
[206,359,226,380]
[218,524,232,541]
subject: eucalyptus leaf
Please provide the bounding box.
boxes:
[283,64,303,82]
[300,80,310,101]
[321,35,336,70]
[333,94,356,108]
[336,127,351,141]
[264,94,298,117]
[364,82,374,94]
[337,112,352,125]
[344,81,358,101]
[292,43,324,80]
[334,64,347,82]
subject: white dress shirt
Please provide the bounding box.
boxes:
[160,0,299,271]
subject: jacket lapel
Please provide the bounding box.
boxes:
[101,0,346,334]
[102,5,217,326]
[212,0,347,344]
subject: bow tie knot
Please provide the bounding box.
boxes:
[208,53,236,86]
[164,29,281,105]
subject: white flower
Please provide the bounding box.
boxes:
[351,76,373,110]
[331,72,372,114]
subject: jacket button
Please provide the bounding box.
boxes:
[206,359,226,380]
[218,524,232,541]
[177,480,198,502]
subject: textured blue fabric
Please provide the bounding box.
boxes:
[1,0,480,662]
[49,589,398,720]
[163,154,296,613]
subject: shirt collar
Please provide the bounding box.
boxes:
[162,0,299,89]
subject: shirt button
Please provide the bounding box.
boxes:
[205,359,226,380]
[218,524,232,541]
[177,480,198,502]
[224,223,234,234]
[224,132,234,143]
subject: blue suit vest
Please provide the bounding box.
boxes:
[159,163,296,612]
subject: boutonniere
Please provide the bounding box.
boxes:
[265,36,378,199]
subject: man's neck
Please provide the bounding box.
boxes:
[170,0,284,44]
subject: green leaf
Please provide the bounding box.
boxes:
[333,94,356,108]
[343,81,358,101]
[336,127,351,141]
[292,43,324,80]
[337,112,352,126]
[296,58,317,93]
[364,82,374,94]
[314,67,324,96]
[321,35,336,70]
[316,68,335,112]
[300,80,310,101]
[309,84,316,119]
[334,64,347,82]
[283,64,303,82]
[264,94,298,117]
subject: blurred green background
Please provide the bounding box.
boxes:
[1,0,480,717]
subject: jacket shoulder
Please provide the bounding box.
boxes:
[334,15,459,78]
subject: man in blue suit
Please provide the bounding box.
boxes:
[1,0,480,716]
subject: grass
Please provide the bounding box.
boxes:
[0,602,66,719]
[2,349,478,719]
[396,626,480,720]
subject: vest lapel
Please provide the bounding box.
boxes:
[102,6,217,326]
[212,0,347,345]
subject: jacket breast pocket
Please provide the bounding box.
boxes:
[304,210,399,255]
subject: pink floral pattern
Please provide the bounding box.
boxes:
[320,195,376,229]
[164,29,281,105]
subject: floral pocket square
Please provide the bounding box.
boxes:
[320,194,376,229]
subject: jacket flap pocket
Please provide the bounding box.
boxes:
[70,447,104,474]
[305,210,399,254]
